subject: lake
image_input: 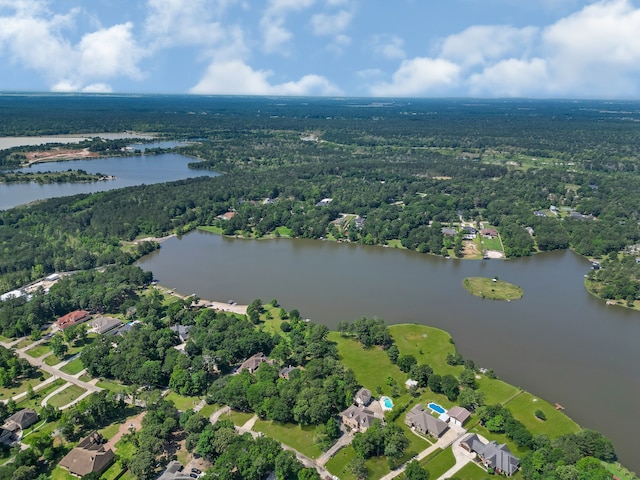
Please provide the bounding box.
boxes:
[139,230,640,470]
[0,153,218,210]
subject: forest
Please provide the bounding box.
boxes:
[1,94,639,305]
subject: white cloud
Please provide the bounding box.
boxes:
[541,0,640,96]
[260,0,316,54]
[310,10,352,36]
[371,34,406,60]
[78,23,143,81]
[468,58,549,97]
[82,83,113,93]
[189,59,341,95]
[370,57,460,97]
[439,25,538,68]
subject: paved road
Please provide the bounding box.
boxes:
[317,431,353,466]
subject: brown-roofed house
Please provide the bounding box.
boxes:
[237,352,272,374]
[59,431,115,477]
[405,404,449,438]
[481,228,498,239]
[341,405,377,433]
[56,310,91,331]
[2,408,39,440]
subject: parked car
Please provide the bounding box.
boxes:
[191,468,202,474]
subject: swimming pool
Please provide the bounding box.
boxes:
[428,402,446,414]
[380,396,394,410]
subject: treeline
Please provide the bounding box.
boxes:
[587,253,640,305]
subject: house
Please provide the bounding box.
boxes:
[481,228,498,239]
[354,387,372,406]
[0,289,25,302]
[279,365,297,379]
[217,211,236,221]
[157,460,193,480]
[88,316,123,335]
[2,409,39,440]
[315,198,333,207]
[170,324,191,343]
[441,227,457,237]
[447,406,471,427]
[461,434,520,476]
[59,431,115,477]
[405,404,449,438]
[525,227,534,236]
[341,405,377,433]
[534,210,546,217]
[462,226,477,236]
[237,352,272,374]
[55,310,91,331]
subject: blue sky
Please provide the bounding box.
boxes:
[1,0,640,98]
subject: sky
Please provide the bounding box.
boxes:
[1,0,640,98]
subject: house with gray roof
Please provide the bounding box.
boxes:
[157,460,193,480]
[461,433,520,476]
[89,316,123,335]
[405,404,449,438]
[354,387,372,406]
[170,324,191,343]
[2,409,38,440]
[341,405,377,433]
[447,406,471,427]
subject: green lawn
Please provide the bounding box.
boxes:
[389,324,460,376]
[50,466,77,480]
[198,403,220,418]
[463,277,523,301]
[199,225,223,234]
[165,391,203,411]
[454,461,493,480]
[475,376,521,406]
[16,378,66,410]
[504,391,580,438]
[96,378,127,392]
[421,447,455,478]
[329,332,408,401]
[47,384,86,408]
[60,358,85,375]
[482,236,503,251]
[253,420,322,459]
[386,239,406,249]
[15,338,35,349]
[25,343,51,358]
[114,437,137,460]
[601,461,639,480]
[325,446,357,480]
[101,461,133,480]
[225,410,255,427]
[0,371,50,400]
[275,226,293,237]
[394,416,431,455]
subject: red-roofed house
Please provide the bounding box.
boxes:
[55,310,91,331]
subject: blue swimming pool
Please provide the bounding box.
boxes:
[428,402,446,414]
[380,396,394,410]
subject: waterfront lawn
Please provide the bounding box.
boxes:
[60,358,85,375]
[389,324,460,376]
[275,226,292,237]
[504,391,580,438]
[476,376,521,406]
[25,343,51,357]
[199,225,223,235]
[386,239,406,249]
[47,384,86,408]
[482,236,503,251]
[165,391,202,412]
[253,420,322,459]
[329,332,407,400]
[421,447,455,478]
[463,277,523,301]
[602,461,638,480]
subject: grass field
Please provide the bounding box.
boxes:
[504,391,580,438]
[389,324,460,376]
[325,446,357,479]
[198,225,224,234]
[101,461,134,480]
[463,277,523,301]
[482,236,503,251]
[16,378,66,410]
[329,332,408,401]
[25,343,51,357]
[47,384,86,408]
[253,420,322,459]
[165,391,202,411]
[421,447,455,478]
[198,403,220,418]
[475,376,521,405]
[453,461,493,479]
[15,338,35,349]
[50,466,77,480]
[0,371,50,400]
[60,358,85,375]
[96,378,126,392]
[224,410,255,427]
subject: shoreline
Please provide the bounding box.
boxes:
[153,284,248,315]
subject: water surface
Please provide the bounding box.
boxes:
[138,231,640,470]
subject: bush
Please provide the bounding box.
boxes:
[535,409,547,421]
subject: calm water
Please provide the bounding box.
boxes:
[139,231,640,470]
[0,153,218,210]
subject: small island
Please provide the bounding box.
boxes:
[463,277,523,301]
